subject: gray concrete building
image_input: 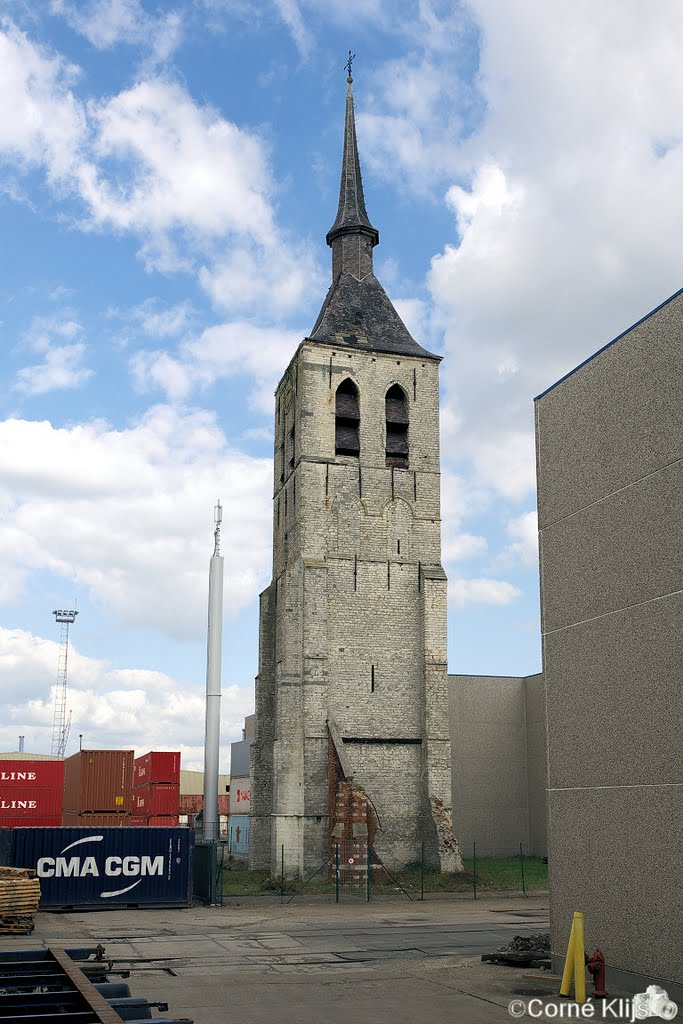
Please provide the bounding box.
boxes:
[535,288,683,997]
[250,73,459,876]
[448,674,546,857]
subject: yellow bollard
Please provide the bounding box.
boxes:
[573,912,586,1004]
[560,915,576,997]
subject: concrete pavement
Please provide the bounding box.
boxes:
[3,893,612,1023]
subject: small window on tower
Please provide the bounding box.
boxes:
[385,384,408,468]
[335,378,360,457]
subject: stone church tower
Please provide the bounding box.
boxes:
[250,71,459,876]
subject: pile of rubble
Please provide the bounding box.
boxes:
[482,932,551,969]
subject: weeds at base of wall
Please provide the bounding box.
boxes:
[211,846,548,902]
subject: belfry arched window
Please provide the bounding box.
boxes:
[335,378,360,457]
[385,384,409,468]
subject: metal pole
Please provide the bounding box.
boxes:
[209,840,217,906]
[203,502,224,844]
[473,842,477,900]
[520,841,527,896]
[366,844,371,902]
[420,839,425,901]
[280,845,285,904]
[335,843,340,903]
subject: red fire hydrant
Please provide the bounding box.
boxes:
[585,950,608,998]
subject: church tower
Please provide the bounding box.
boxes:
[250,68,459,876]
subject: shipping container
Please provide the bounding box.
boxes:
[132,784,179,816]
[133,751,180,786]
[63,750,133,812]
[62,812,131,827]
[0,826,194,908]
[218,794,229,815]
[179,794,202,815]
[228,815,249,855]
[0,760,64,789]
[0,788,63,818]
[130,815,180,827]
[0,816,61,828]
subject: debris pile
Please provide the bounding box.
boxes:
[0,866,40,934]
[482,932,551,968]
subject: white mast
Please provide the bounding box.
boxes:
[202,501,224,842]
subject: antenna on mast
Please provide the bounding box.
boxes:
[52,608,78,757]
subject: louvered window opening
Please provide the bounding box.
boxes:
[386,385,409,468]
[335,379,360,457]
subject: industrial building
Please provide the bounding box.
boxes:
[535,286,682,997]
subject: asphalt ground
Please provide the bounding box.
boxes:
[0,894,634,1023]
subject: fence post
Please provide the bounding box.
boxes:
[473,841,477,900]
[280,845,284,904]
[420,839,425,901]
[335,843,340,903]
[209,840,217,907]
[520,842,527,896]
[366,844,371,902]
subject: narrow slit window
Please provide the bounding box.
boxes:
[335,378,360,457]
[385,384,409,468]
[288,424,295,470]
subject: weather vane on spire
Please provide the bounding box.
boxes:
[345,50,356,83]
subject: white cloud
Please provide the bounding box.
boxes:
[0,407,273,638]
[0,25,304,314]
[501,509,539,568]
[130,321,304,413]
[14,342,93,396]
[0,627,252,769]
[50,0,183,64]
[448,577,522,609]
[0,21,85,182]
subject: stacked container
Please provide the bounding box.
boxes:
[0,760,64,827]
[63,750,133,826]
[132,752,180,827]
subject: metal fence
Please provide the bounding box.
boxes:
[193,837,547,906]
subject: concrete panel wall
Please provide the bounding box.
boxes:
[448,674,547,857]
[536,287,683,996]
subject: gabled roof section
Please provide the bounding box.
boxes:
[326,76,379,247]
[309,271,440,360]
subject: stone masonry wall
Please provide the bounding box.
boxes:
[251,337,456,874]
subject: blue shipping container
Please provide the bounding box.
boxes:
[228,815,249,855]
[0,827,194,908]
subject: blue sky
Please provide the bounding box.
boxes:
[2,1,683,769]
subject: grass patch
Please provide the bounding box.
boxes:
[215,855,547,899]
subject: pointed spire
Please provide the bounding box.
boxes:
[326,58,379,250]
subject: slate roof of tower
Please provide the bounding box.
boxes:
[309,75,440,362]
[325,78,379,245]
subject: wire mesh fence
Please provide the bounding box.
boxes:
[197,836,548,905]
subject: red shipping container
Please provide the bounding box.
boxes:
[62,811,131,827]
[146,815,180,827]
[0,816,61,828]
[133,752,180,787]
[132,784,179,816]
[63,750,133,812]
[0,760,64,789]
[218,795,229,815]
[0,787,63,818]
[179,794,202,814]
[130,816,147,826]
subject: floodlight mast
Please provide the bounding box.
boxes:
[52,609,78,757]
[203,501,224,844]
